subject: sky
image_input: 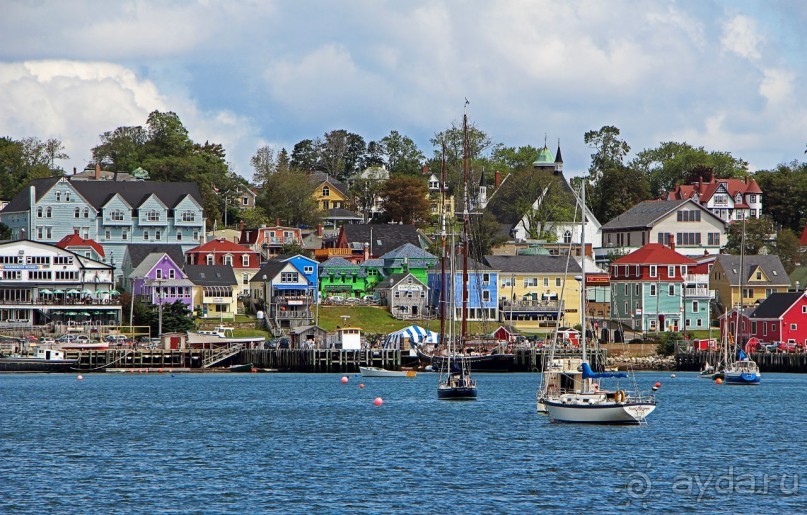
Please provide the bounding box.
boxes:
[1,0,805,182]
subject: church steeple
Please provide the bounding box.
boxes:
[554,139,563,174]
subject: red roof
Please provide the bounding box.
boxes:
[186,238,256,254]
[55,231,105,257]
[666,177,762,203]
[612,243,696,265]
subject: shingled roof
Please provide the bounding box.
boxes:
[339,224,424,257]
[483,254,582,274]
[184,265,237,286]
[748,292,804,319]
[126,244,186,270]
[715,255,790,287]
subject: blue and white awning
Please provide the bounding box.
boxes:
[383,325,439,349]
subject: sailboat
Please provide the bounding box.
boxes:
[539,183,656,424]
[436,102,477,401]
[720,215,761,385]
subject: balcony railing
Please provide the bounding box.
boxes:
[499,300,563,312]
[0,298,122,306]
[274,310,312,319]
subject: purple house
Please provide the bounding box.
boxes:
[129,252,194,307]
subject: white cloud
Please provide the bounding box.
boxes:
[759,68,795,106]
[721,15,763,60]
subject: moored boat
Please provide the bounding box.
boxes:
[359,366,417,378]
[228,363,254,372]
[0,348,77,373]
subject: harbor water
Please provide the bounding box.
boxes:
[1,372,804,513]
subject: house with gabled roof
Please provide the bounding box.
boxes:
[0,177,205,281]
[427,253,499,322]
[610,243,709,334]
[249,255,318,330]
[334,223,428,262]
[55,230,105,262]
[599,198,727,260]
[376,243,438,285]
[747,291,807,345]
[319,257,369,299]
[185,238,261,295]
[184,265,239,320]
[710,254,790,312]
[311,172,350,211]
[375,272,429,319]
[482,254,583,330]
[665,176,763,223]
[129,253,194,308]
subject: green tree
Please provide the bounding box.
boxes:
[488,144,541,175]
[92,126,148,173]
[235,207,270,229]
[754,161,807,233]
[251,145,277,187]
[588,165,651,223]
[141,300,196,335]
[468,210,508,258]
[771,228,800,274]
[349,177,383,222]
[584,125,630,182]
[379,176,431,226]
[429,119,492,199]
[257,168,322,227]
[290,139,320,171]
[630,141,748,197]
[724,216,776,255]
[0,222,11,239]
[278,241,313,258]
[381,130,424,175]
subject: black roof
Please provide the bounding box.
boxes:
[483,254,583,274]
[184,265,236,286]
[250,259,288,283]
[340,224,423,257]
[126,244,187,270]
[1,177,202,214]
[748,292,804,319]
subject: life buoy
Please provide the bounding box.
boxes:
[614,390,625,403]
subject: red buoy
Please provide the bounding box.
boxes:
[341,376,349,384]
[654,382,662,388]
[373,397,383,406]
[359,383,365,389]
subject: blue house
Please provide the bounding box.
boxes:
[427,254,499,322]
[249,254,319,331]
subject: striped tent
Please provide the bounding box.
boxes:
[383,325,439,349]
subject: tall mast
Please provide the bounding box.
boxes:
[581,182,587,362]
[734,214,746,354]
[439,143,447,349]
[461,99,470,341]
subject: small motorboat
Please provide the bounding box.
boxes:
[228,363,255,372]
[359,366,416,378]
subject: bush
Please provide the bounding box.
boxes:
[656,331,682,356]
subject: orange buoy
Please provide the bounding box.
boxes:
[373,397,383,406]
[341,376,349,384]
[715,377,723,384]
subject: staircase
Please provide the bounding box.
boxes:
[202,344,244,368]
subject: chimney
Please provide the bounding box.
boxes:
[745,176,749,185]
[316,224,323,237]
[275,217,281,227]
[494,171,502,188]
[95,163,101,180]
[668,234,675,251]
[363,242,370,262]
[74,228,79,235]
[422,165,429,175]
[238,220,245,231]
[73,167,77,175]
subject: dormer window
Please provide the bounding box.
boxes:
[146,210,160,222]
[181,210,195,222]
[241,255,250,267]
[735,193,742,203]
[206,254,214,265]
[224,254,233,266]
[110,209,124,221]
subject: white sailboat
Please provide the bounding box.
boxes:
[539,183,656,424]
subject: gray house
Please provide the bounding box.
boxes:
[376,272,428,320]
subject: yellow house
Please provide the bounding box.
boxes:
[184,265,239,320]
[311,173,350,211]
[483,255,584,332]
[710,255,790,312]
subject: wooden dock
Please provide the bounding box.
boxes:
[676,350,807,373]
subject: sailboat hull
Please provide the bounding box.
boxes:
[543,399,656,425]
[723,372,761,385]
[437,385,478,400]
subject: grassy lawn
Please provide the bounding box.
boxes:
[315,306,500,336]
[232,328,271,338]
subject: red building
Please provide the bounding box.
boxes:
[185,238,261,295]
[239,225,304,260]
[55,230,105,261]
[747,291,807,345]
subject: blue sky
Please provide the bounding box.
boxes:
[1,0,805,182]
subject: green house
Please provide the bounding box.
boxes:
[376,243,438,286]
[319,257,370,298]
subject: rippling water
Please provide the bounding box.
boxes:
[1,371,804,513]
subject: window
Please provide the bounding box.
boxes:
[177,232,182,241]
[482,290,490,302]
[668,284,675,296]
[649,265,657,278]
[83,208,89,218]
[803,306,807,314]
[110,209,124,221]
[181,210,195,222]
[105,230,111,240]
[156,269,163,279]
[692,301,699,313]
[624,284,629,295]
[55,192,61,202]
[146,210,160,221]
[46,227,52,238]
[37,207,43,218]
[46,207,52,218]
[243,273,250,285]
[281,272,298,283]
[657,232,671,245]
[169,269,175,279]
[122,230,128,241]
[563,230,572,244]
[708,233,720,246]
[223,255,233,266]
[676,210,701,222]
[193,231,199,241]
[792,324,798,331]
[634,284,640,296]
[676,233,701,246]
[556,278,562,287]
[143,231,149,240]
[501,277,512,288]
[242,196,249,206]
[37,227,43,238]
[206,255,214,265]
[750,194,756,203]
[650,284,656,296]
[543,278,549,287]
[242,255,250,267]
[304,265,314,274]
[756,271,762,280]
[322,200,330,210]
[65,192,71,202]
[667,266,675,278]
[155,230,161,241]
[322,186,330,197]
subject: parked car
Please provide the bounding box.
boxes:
[777,341,803,353]
[763,341,780,353]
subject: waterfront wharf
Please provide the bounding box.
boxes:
[676,350,807,373]
[62,347,608,373]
